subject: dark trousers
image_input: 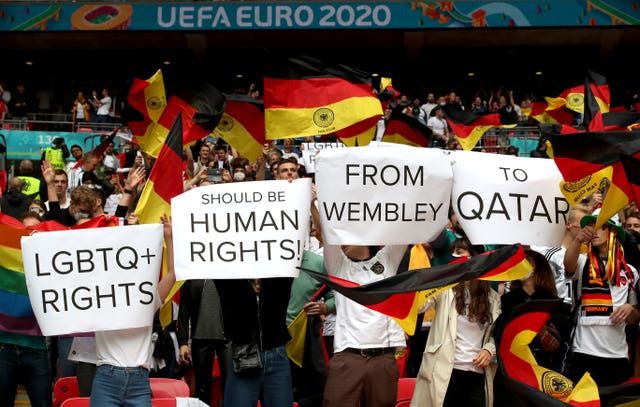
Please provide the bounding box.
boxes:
[192,339,230,405]
[0,342,52,407]
[568,352,631,386]
[443,369,485,407]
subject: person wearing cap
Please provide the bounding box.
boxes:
[563,208,640,386]
[41,137,70,171]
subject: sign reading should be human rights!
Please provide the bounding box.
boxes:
[171,178,311,280]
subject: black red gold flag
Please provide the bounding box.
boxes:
[214,95,265,162]
[264,56,382,140]
[495,300,600,406]
[382,111,432,147]
[582,70,609,131]
[300,244,531,329]
[134,113,185,327]
[547,130,640,228]
[442,106,514,151]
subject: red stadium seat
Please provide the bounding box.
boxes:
[60,397,90,407]
[53,376,80,407]
[151,398,177,407]
[149,378,190,398]
[396,377,416,406]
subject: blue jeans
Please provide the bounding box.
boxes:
[0,342,52,407]
[224,345,293,407]
[90,365,152,407]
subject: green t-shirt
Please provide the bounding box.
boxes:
[0,331,47,350]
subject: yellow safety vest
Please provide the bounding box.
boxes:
[45,147,66,171]
[17,176,41,200]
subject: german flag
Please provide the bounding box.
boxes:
[130,95,212,158]
[620,154,640,209]
[550,71,610,115]
[602,111,640,131]
[127,69,167,124]
[264,56,382,140]
[334,115,379,147]
[134,113,185,327]
[530,100,577,126]
[214,95,265,162]
[382,111,431,147]
[495,300,600,406]
[127,71,220,158]
[547,130,640,229]
[583,70,608,131]
[300,244,531,335]
[442,107,515,151]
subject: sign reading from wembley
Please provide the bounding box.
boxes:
[0,2,637,32]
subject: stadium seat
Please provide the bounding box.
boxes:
[149,378,191,398]
[396,377,416,406]
[53,376,80,407]
[60,397,90,407]
[151,398,177,407]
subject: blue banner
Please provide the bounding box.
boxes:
[2,130,103,160]
[0,1,638,32]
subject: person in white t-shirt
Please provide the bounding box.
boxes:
[92,88,112,124]
[427,107,449,149]
[564,208,639,386]
[322,244,408,406]
[89,214,176,406]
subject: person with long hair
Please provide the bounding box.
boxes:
[410,274,500,406]
[495,250,570,406]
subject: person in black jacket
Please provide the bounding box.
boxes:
[215,277,294,407]
[214,158,301,407]
[177,279,230,405]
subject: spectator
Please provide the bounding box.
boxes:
[563,208,639,386]
[280,138,301,160]
[16,160,42,200]
[0,177,32,219]
[41,137,70,171]
[65,144,84,173]
[177,279,230,405]
[91,88,112,124]
[71,91,91,123]
[411,277,500,407]
[67,152,100,193]
[427,107,449,149]
[10,82,31,127]
[213,157,303,406]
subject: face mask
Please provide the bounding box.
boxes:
[233,172,246,182]
[74,212,90,221]
[439,102,446,106]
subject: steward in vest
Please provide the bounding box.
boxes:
[41,137,70,171]
[16,159,42,200]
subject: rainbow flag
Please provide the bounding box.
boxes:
[0,213,136,336]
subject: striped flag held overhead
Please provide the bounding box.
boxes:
[134,113,185,328]
[264,56,382,141]
[442,106,515,151]
[382,110,431,147]
[214,95,265,163]
[300,244,532,335]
